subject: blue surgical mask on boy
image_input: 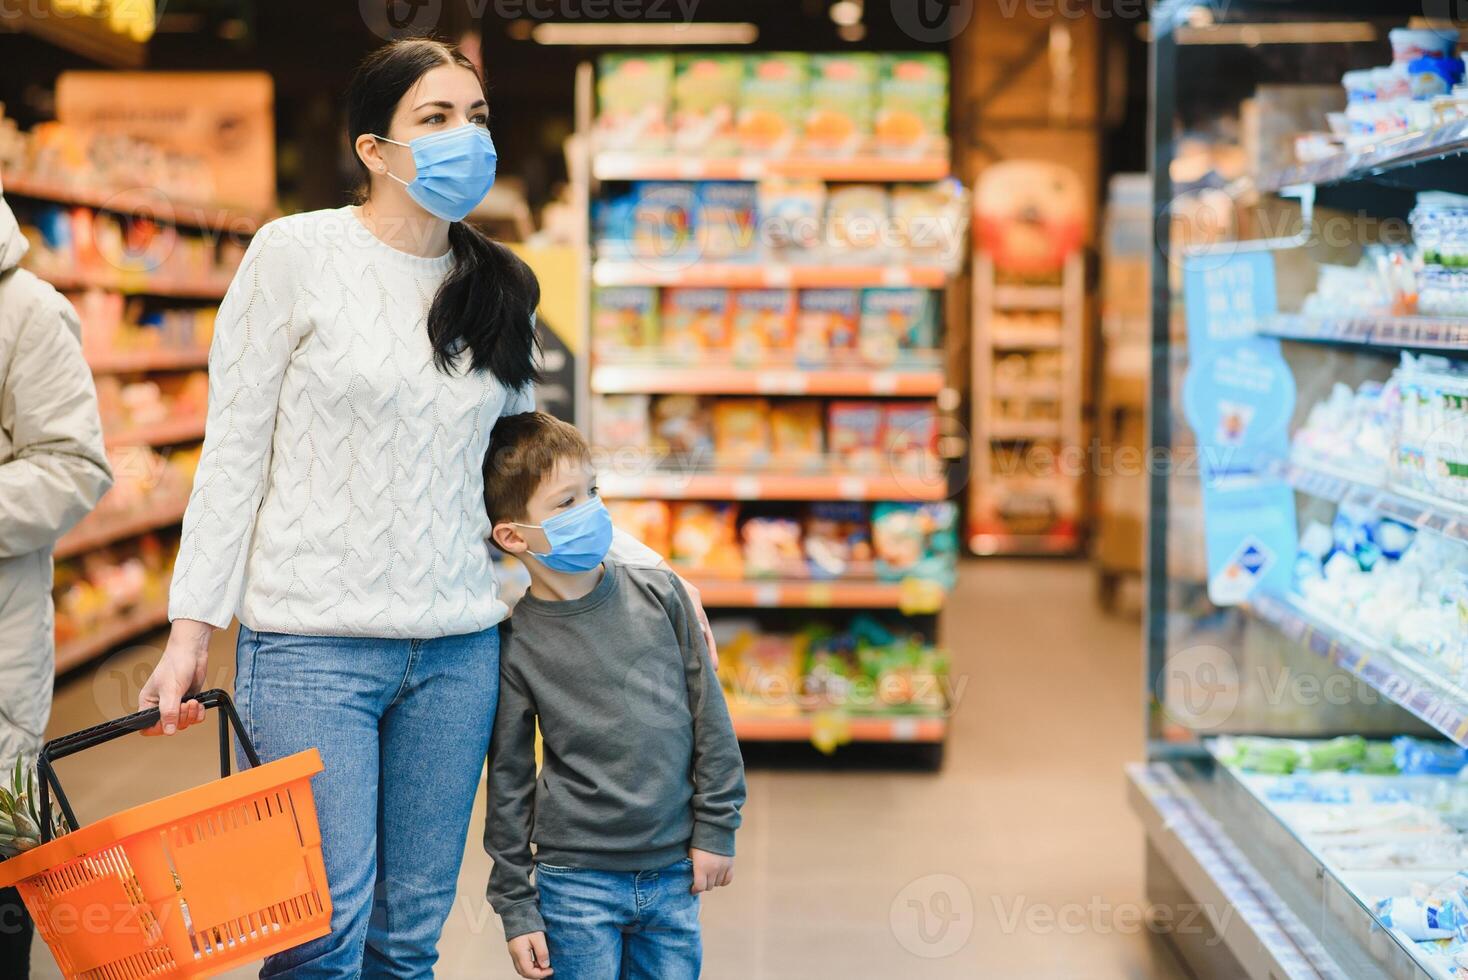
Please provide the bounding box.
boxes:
[518,496,614,573]
[372,124,498,222]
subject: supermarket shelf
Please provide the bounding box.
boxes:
[1254,117,1468,195]
[1263,313,1468,354]
[988,420,1062,440]
[1127,762,1348,980]
[992,380,1063,399]
[1248,592,1468,747]
[87,348,210,374]
[682,576,930,610]
[990,332,1062,350]
[1285,459,1468,546]
[968,531,1081,557]
[591,260,948,289]
[731,713,947,743]
[3,173,269,234]
[992,284,1064,310]
[55,498,189,559]
[55,601,171,675]
[41,270,231,299]
[600,468,947,502]
[104,415,207,449]
[592,152,950,183]
[591,363,945,397]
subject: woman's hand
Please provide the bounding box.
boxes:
[675,574,718,671]
[138,619,213,735]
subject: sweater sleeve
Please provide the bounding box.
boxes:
[0,289,112,557]
[484,652,546,940]
[663,573,745,855]
[168,222,303,627]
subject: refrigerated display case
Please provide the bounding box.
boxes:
[1138,3,1468,977]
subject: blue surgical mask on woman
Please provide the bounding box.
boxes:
[517,496,614,573]
[372,123,498,222]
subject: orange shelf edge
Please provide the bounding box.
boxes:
[590,365,945,397]
[55,498,190,559]
[599,471,947,502]
[730,713,947,743]
[591,260,949,289]
[104,416,207,449]
[54,602,171,674]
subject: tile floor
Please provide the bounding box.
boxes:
[31,560,1186,979]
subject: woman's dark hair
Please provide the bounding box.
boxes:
[347,38,541,389]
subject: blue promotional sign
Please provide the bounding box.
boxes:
[1181,251,1298,607]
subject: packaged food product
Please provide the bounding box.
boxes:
[875,53,949,157]
[858,288,937,364]
[661,288,731,357]
[804,501,872,579]
[769,400,825,463]
[883,403,938,470]
[1390,27,1458,65]
[795,289,860,366]
[712,398,772,466]
[591,394,650,451]
[632,182,699,260]
[651,394,714,459]
[758,179,826,258]
[592,287,659,353]
[596,54,673,152]
[891,180,966,266]
[871,501,958,587]
[738,54,807,157]
[825,184,889,259]
[731,289,796,363]
[741,516,805,578]
[605,500,672,559]
[671,502,743,576]
[673,54,742,156]
[697,181,758,260]
[804,54,878,157]
[827,400,885,471]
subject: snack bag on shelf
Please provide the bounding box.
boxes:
[605,499,673,560]
[592,287,660,354]
[892,180,967,269]
[731,289,796,363]
[738,53,807,157]
[804,501,873,579]
[827,400,885,472]
[591,394,650,451]
[858,288,936,365]
[741,516,805,578]
[882,403,938,472]
[858,631,948,713]
[802,625,860,709]
[825,185,890,261]
[712,398,773,468]
[769,400,825,465]
[795,288,860,366]
[596,54,673,152]
[698,181,758,260]
[673,54,742,156]
[875,54,949,158]
[633,182,699,260]
[671,502,744,577]
[872,501,958,588]
[716,623,802,716]
[758,179,825,259]
[804,54,878,157]
[660,288,730,359]
[651,394,714,459]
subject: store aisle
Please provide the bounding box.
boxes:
[34,560,1182,980]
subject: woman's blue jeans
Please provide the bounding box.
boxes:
[234,624,500,979]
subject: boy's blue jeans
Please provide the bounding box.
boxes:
[535,859,702,980]
[234,623,500,979]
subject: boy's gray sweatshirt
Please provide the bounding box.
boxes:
[484,560,746,940]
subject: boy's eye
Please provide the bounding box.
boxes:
[589,485,599,497]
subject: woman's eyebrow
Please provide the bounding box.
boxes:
[413,99,455,111]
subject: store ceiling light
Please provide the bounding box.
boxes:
[1177,22,1377,45]
[530,22,758,45]
[830,1,864,28]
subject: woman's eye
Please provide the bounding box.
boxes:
[472,114,489,126]
[424,113,445,125]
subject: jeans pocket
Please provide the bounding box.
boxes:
[536,863,578,875]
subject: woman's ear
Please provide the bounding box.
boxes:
[355,134,390,178]
[491,521,528,555]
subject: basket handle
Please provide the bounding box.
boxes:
[37,689,261,842]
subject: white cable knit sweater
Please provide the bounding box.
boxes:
[169,207,649,638]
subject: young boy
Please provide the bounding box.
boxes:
[482,412,746,980]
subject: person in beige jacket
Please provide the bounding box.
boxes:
[0,179,111,976]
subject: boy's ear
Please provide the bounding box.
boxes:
[491,521,529,555]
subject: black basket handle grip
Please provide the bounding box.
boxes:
[37,689,261,842]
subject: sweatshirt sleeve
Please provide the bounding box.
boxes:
[664,573,745,855]
[484,652,546,940]
[168,222,303,628]
[0,289,112,557]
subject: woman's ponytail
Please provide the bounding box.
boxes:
[429,221,542,389]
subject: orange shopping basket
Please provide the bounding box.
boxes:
[0,689,332,979]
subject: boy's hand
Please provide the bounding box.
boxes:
[689,848,734,894]
[507,932,553,978]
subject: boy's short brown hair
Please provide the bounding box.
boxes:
[483,411,592,525]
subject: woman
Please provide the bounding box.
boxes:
[139,39,710,979]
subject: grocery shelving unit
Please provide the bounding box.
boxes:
[1137,3,1468,977]
[5,177,258,673]
[573,56,960,757]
